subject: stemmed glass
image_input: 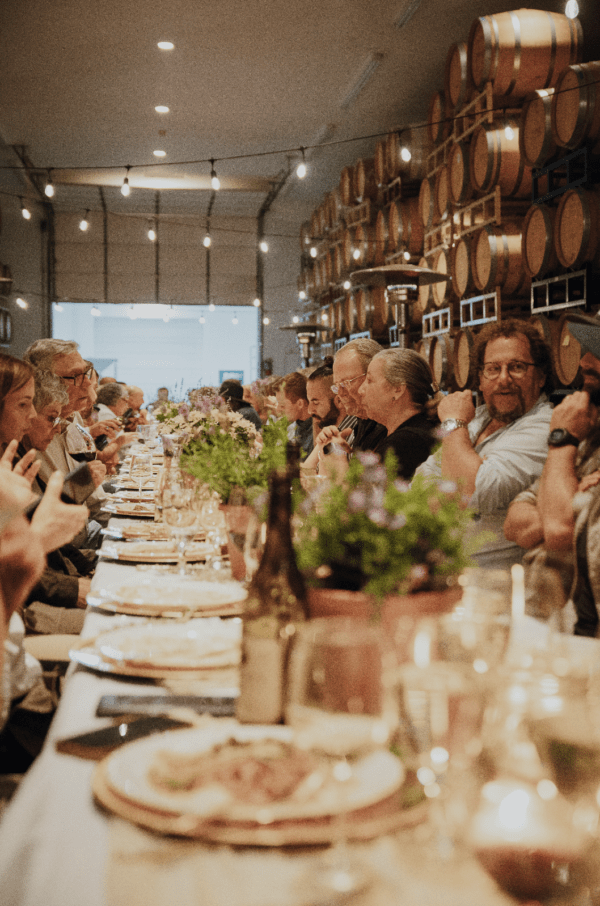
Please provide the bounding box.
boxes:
[161,470,202,576]
[129,450,154,499]
[201,491,227,571]
[286,618,399,898]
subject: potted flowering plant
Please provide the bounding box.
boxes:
[295,450,484,626]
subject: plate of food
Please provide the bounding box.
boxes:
[99,541,209,563]
[87,575,247,617]
[102,521,204,542]
[70,618,241,675]
[103,501,155,518]
[95,723,408,843]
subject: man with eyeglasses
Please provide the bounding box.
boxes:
[417,319,553,570]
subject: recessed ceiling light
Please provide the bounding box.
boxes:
[155,105,170,113]
[153,150,166,158]
[157,41,174,50]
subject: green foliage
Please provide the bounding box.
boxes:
[295,449,478,599]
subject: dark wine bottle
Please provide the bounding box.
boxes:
[236,461,308,724]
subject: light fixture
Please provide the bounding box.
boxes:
[296,147,307,179]
[299,290,306,300]
[79,210,89,231]
[565,0,579,18]
[20,198,31,220]
[504,123,515,141]
[148,222,157,241]
[210,159,220,191]
[91,305,101,316]
[199,315,206,324]
[153,150,166,158]
[340,52,384,110]
[155,105,170,113]
[353,248,361,260]
[121,167,131,197]
[310,246,317,258]
[232,314,239,325]
[322,312,328,322]
[259,240,269,253]
[208,303,215,312]
[401,146,412,162]
[263,316,270,325]
[203,234,212,248]
[292,315,299,324]
[537,89,549,98]
[403,251,411,261]
[343,280,351,290]
[253,298,261,307]
[15,297,28,309]
[157,41,174,50]
[127,305,137,319]
[53,302,64,312]
[44,171,54,198]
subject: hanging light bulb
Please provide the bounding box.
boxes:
[210,159,220,191]
[253,298,261,307]
[292,315,299,324]
[263,316,270,325]
[299,290,306,300]
[121,167,131,197]
[260,240,269,253]
[296,147,307,179]
[322,312,328,323]
[232,314,239,325]
[353,248,361,260]
[44,171,55,198]
[20,198,31,220]
[148,222,157,241]
[401,147,412,163]
[403,251,411,261]
[157,41,174,50]
[79,210,90,232]
[208,303,215,312]
[155,105,170,113]
[199,315,206,324]
[153,150,166,158]
[343,280,351,290]
[565,0,579,18]
[16,297,28,309]
[310,246,317,258]
[91,305,101,316]
[203,234,212,248]
[53,302,64,312]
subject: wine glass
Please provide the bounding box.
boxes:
[286,618,399,898]
[129,450,154,499]
[201,491,227,571]
[161,470,202,576]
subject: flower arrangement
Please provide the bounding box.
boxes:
[295,450,480,599]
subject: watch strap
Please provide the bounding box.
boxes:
[548,429,580,448]
[440,419,469,436]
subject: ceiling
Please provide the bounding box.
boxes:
[0,0,598,363]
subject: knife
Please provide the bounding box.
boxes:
[55,715,192,760]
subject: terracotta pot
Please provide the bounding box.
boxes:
[307,585,462,663]
[220,502,253,581]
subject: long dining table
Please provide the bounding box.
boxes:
[0,455,544,906]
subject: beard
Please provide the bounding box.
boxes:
[487,387,526,424]
[312,400,340,431]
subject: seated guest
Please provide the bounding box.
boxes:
[95,381,129,422]
[302,359,351,473]
[243,379,276,425]
[148,386,169,413]
[123,385,148,429]
[98,376,116,385]
[276,372,314,456]
[417,318,553,570]
[359,348,440,479]
[218,379,262,430]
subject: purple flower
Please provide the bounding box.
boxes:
[178,402,190,418]
[393,479,411,493]
[348,489,367,512]
[363,464,387,484]
[356,451,380,467]
[436,480,458,495]
[409,564,428,582]
[389,513,407,530]
[368,506,387,526]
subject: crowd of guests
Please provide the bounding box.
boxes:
[4,314,600,770]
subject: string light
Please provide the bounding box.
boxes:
[292,315,299,323]
[44,171,54,198]
[91,305,101,316]
[53,302,64,312]
[148,221,157,241]
[210,159,220,191]
[401,147,412,162]
[263,317,270,325]
[565,0,579,18]
[259,240,269,253]
[121,167,131,197]
[153,150,166,158]
[299,290,306,300]
[199,315,205,323]
[232,313,239,325]
[253,298,261,307]
[15,297,28,309]
[208,303,215,312]
[296,147,307,179]
[203,233,212,248]
[343,280,351,290]
[403,251,411,261]
[157,41,174,50]
[155,105,170,113]
[504,122,515,141]
[310,246,317,258]
[20,198,31,220]
[353,248,361,260]
[79,210,89,231]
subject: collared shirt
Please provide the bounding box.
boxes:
[416,394,553,569]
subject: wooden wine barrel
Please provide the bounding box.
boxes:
[332,244,344,284]
[445,41,471,112]
[430,247,454,308]
[353,158,378,202]
[555,186,600,270]
[427,89,452,145]
[327,188,344,229]
[522,203,558,279]
[470,121,532,197]
[310,207,321,242]
[341,229,354,272]
[343,291,358,335]
[468,10,583,98]
[552,314,581,386]
[389,197,424,256]
[520,88,559,168]
[299,221,312,252]
[354,286,388,337]
[414,336,431,362]
[552,61,600,155]
[470,223,530,296]
[452,327,475,389]
[385,131,402,183]
[451,235,476,299]
[416,256,432,319]
[324,248,335,286]
[326,302,336,337]
[448,141,475,206]
[434,165,451,222]
[374,140,388,187]
[418,175,437,229]
[394,128,432,183]
[306,265,316,297]
[375,208,390,260]
[429,334,454,389]
[339,165,355,207]
[353,223,378,268]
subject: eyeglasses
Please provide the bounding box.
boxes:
[331,372,367,394]
[43,415,64,428]
[481,361,536,380]
[59,366,94,386]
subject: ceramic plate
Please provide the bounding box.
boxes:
[87,575,247,617]
[100,541,209,563]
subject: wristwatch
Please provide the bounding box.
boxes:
[547,428,580,448]
[440,418,469,436]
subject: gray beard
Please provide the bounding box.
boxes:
[487,389,525,424]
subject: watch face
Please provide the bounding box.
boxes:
[548,428,577,447]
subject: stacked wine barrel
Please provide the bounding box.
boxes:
[299,8,600,392]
